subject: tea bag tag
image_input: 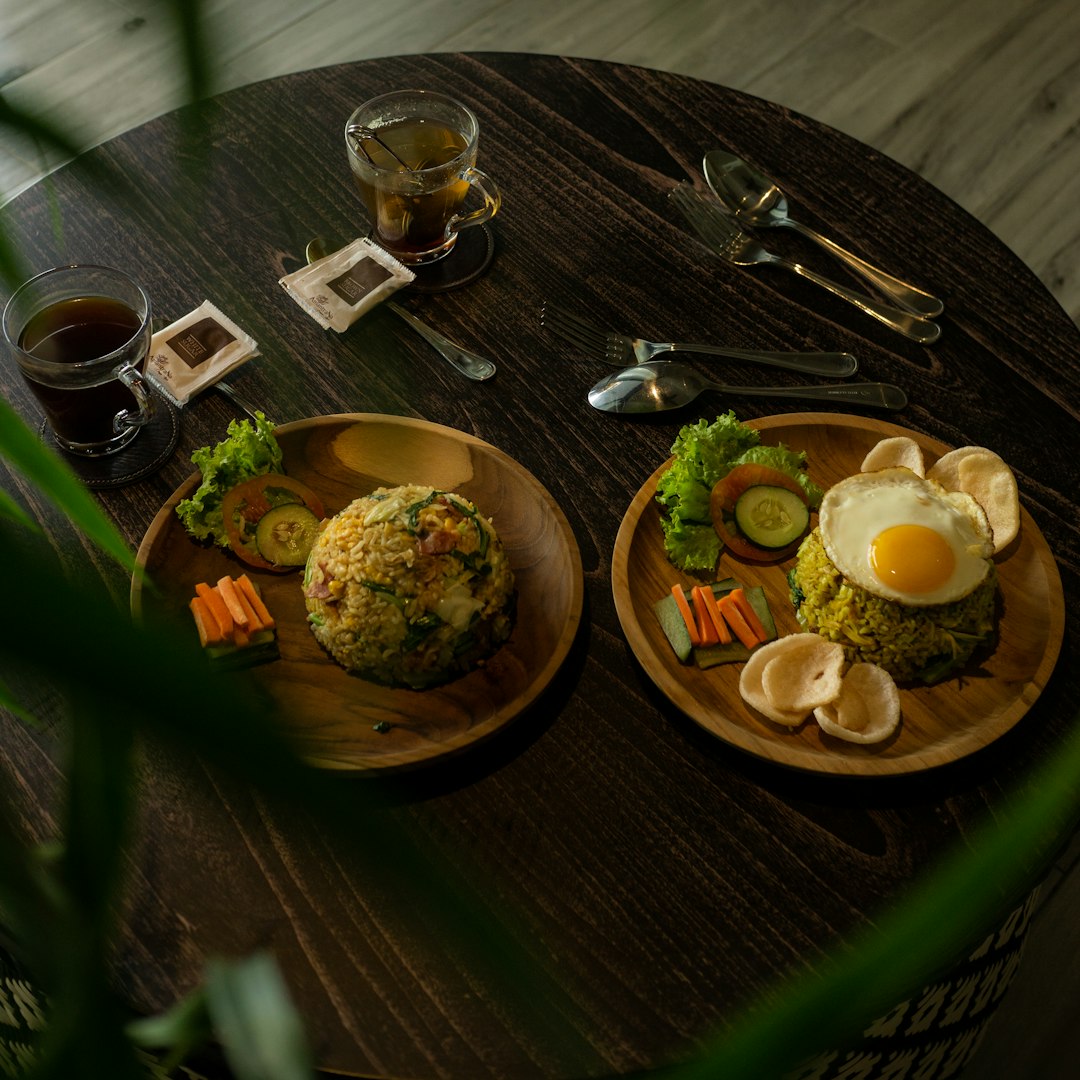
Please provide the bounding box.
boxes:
[279,237,414,332]
[147,301,259,406]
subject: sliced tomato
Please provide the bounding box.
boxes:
[710,463,810,563]
[221,473,326,571]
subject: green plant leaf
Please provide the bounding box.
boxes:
[163,0,215,104]
[60,700,135,926]
[0,675,40,727]
[655,704,1080,1078]
[0,397,136,573]
[204,952,313,1080]
[0,484,39,530]
[126,985,214,1073]
[0,95,84,160]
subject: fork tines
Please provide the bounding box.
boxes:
[669,181,741,250]
[540,302,611,353]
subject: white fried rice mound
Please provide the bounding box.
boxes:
[303,484,516,688]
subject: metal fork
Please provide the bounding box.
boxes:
[541,302,857,377]
[669,183,941,345]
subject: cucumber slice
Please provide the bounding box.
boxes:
[733,486,809,550]
[255,503,321,566]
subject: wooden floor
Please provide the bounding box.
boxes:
[2,1,1078,1076]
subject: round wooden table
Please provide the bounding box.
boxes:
[1,53,1077,1078]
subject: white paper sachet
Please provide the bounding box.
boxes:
[147,300,259,406]
[278,237,414,332]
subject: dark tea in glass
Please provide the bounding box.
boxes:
[18,296,144,445]
[351,118,472,261]
[346,90,500,265]
[3,265,154,456]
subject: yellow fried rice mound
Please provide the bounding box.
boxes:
[303,484,515,689]
[788,528,997,684]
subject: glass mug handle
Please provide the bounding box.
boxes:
[449,166,501,234]
[114,363,155,434]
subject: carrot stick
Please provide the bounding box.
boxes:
[730,587,768,643]
[698,586,732,644]
[236,574,274,629]
[718,594,759,649]
[230,583,264,635]
[692,587,720,646]
[216,575,250,630]
[189,595,225,647]
[671,584,700,646]
[196,581,234,637]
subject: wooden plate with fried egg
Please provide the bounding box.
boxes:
[611,413,1065,776]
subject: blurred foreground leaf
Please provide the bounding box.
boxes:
[658,706,1080,1078]
[0,397,136,574]
[204,952,313,1080]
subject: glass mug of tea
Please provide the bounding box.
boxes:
[345,89,501,265]
[3,264,155,457]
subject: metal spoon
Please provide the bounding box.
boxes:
[703,150,944,318]
[587,360,907,414]
[305,238,495,380]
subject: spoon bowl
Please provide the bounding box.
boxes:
[702,150,944,318]
[588,360,907,414]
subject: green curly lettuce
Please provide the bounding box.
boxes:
[655,412,823,572]
[175,412,283,547]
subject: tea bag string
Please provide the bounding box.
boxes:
[346,123,411,168]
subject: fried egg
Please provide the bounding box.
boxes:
[818,467,993,607]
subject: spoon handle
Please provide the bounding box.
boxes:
[777,257,941,344]
[665,343,857,377]
[708,379,908,411]
[786,219,944,318]
[387,302,496,381]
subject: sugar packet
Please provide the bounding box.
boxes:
[278,237,414,332]
[147,300,259,406]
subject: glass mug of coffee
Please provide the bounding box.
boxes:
[345,89,501,265]
[3,264,155,456]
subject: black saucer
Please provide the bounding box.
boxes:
[39,390,181,489]
[402,224,496,294]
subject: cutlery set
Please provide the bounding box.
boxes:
[546,150,941,412]
[669,183,940,344]
[301,154,934,411]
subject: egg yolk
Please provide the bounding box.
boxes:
[870,524,956,594]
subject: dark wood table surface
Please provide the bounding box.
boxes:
[2,52,1078,1078]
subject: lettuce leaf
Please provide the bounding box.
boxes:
[175,412,283,547]
[730,444,824,508]
[654,411,821,572]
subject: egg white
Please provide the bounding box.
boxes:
[819,468,993,607]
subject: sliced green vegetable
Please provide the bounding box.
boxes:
[733,486,810,550]
[254,504,321,566]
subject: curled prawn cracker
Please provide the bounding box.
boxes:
[813,663,900,744]
[739,645,807,728]
[926,445,989,491]
[759,634,846,712]
[957,451,1019,553]
[928,445,1020,554]
[861,436,924,477]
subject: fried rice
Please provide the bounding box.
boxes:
[303,484,515,689]
[788,527,997,684]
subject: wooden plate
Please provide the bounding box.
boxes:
[132,414,584,773]
[611,413,1065,776]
